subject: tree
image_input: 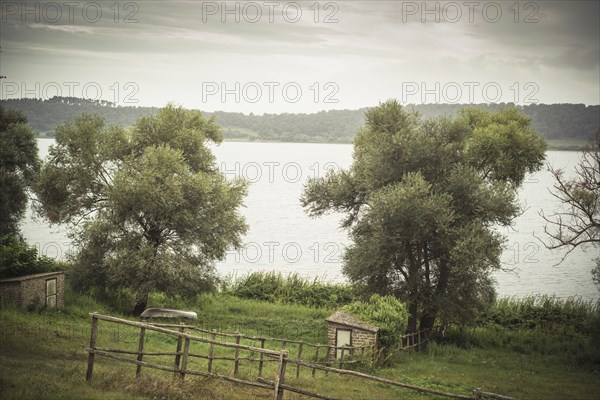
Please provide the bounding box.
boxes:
[540,133,600,288]
[35,105,248,315]
[0,105,40,236]
[0,234,63,280]
[302,100,546,335]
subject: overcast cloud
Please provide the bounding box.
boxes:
[1,0,598,113]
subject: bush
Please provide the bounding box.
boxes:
[0,234,66,279]
[436,296,600,365]
[343,294,408,348]
[479,295,599,335]
[223,271,355,309]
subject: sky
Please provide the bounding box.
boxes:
[1,0,599,114]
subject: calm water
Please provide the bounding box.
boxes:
[22,139,599,301]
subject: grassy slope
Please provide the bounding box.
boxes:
[1,288,599,400]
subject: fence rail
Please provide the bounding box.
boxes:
[147,321,429,367]
[85,313,516,400]
[147,321,377,369]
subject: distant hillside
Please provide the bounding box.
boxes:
[2,97,598,145]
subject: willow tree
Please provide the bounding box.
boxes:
[302,100,546,334]
[36,105,247,315]
[0,105,40,237]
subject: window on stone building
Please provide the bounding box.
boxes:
[46,278,57,308]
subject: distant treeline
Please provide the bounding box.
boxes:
[2,97,598,143]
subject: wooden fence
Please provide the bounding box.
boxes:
[397,329,431,350]
[146,321,378,370]
[86,313,302,399]
[85,313,516,400]
[144,321,432,368]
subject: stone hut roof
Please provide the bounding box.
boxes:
[0,271,65,283]
[326,310,379,333]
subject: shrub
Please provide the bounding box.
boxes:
[223,271,355,309]
[479,295,599,335]
[0,234,66,279]
[436,296,600,365]
[343,294,408,348]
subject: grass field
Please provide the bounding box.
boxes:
[1,286,599,399]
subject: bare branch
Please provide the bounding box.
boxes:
[540,135,600,263]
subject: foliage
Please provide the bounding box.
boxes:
[222,271,354,309]
[541,134,600,288]
[435,325,599,365]
[0,234,65,279]
[34,105,248,314]
[344,294,408,348]
[302,100,547,333]
[2,98,598,143]
[438,296,600,365]
[479,295,599,334]
[0,105,40,236]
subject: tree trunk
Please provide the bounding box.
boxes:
[405,242,420,334]
[418,257,450,339]
[419,312,437,337]
[132,294,148,316]
[415,312,436,351]
[407,300,419,333]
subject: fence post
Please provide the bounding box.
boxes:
[114,323,119,343]
[258,337,266,377]
[325,346,332,375]
[312,344,320,377]
[234,332,241,377]
[136,327,146,378]
[296,340,303,378]
[208,329,216,373]
[173,323,185,378]
[85,313,99,381]
[179,337,190,380]
[274,350,288,400]
[372,344,376,364]
[473,388,482,400]
[339,346,345,369]
[417,331,421,351]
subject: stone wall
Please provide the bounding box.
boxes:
[0,282,22,308]
[352,329,378,348]
[327,322,378,360]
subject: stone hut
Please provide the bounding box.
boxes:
[0,271,65,310]
[326,310,379,359]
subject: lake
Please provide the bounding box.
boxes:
[22,139,599,301]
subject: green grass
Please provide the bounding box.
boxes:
[1,286,600,399]
[386,343,599,400]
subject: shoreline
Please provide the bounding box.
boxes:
[35,136,589,151]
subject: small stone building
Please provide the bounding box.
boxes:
[0,272,65,310]
[326,310,379,359]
